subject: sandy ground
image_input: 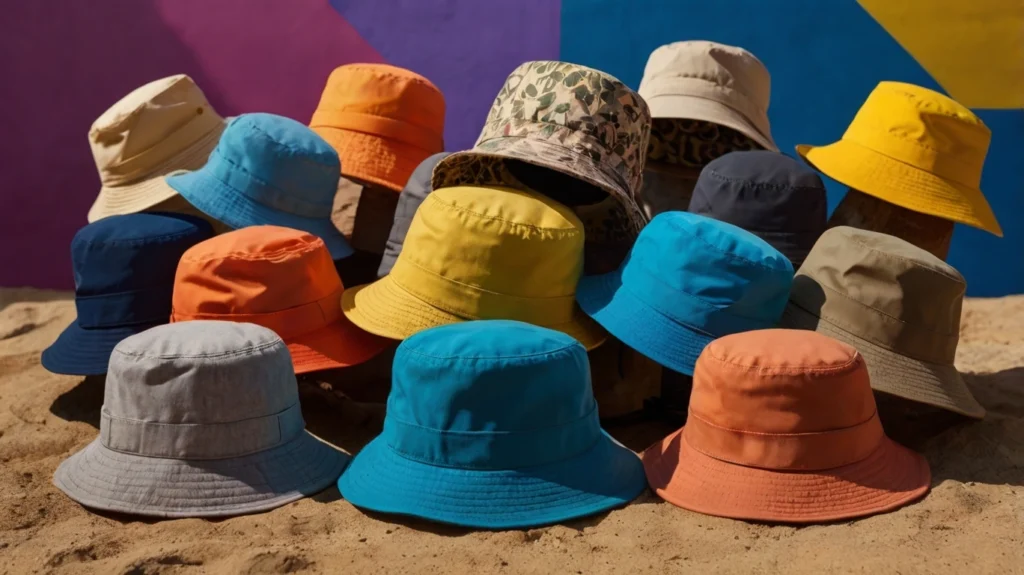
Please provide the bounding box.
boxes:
[0,287,1022,574]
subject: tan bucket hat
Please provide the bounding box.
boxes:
[87,75,227,222]
[638,41,776,152]
[780,226,984,419]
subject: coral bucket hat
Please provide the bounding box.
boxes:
[643,329,931,523]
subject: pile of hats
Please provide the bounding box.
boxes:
[43,40,1000,527]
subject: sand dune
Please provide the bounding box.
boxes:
[1,288,1022,574]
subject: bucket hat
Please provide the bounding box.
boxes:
[780,226,984,418]
[343,185,607,349]
[376,152,451,278]
[688,150,828,268]
[576,211,793,375]
[165,113,354,259]
[338,320,647,529]
[41,213,213,376]
[797,82,1002,236]
[171,226,389,374]
[432,61,651,243]
[638,41,777,151]
[54,321,349,518]
[643,329,931,524]
[311,64,446,192]
[87,75,227,222]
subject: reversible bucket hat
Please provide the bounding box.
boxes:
[797,81,1002,236]
[638,41,777,151]
[166,113,354,259]
[171,226,389,374]
[377,152,451,278]
[310,64,446,192]
[688,150,828,268]
[54,321,349,518]
[780,226,984,418]
[343,185,607,349]
[41,213,213,376]
[339,320,647,528]
[576,211,793,375]
[643,329,931,523]
[87,75,227,222]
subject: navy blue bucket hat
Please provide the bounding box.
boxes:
[688,150,828,268]
[576,211,793,375]
[166,113,353,259]
[338,319,646,529]
[41,213,213,376]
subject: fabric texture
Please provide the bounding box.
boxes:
[343,185,607,349]
[53,321,349,518]
[779,226,984,418]
[87,75,226,222]
[688,150,828,268]
[377,152,452,278]
[638,41,776,151]
[170,226,389,374]
[41,213,214,376]
[310,63,445,193]
[643,329,931,523]
[796,81,1001,236]
[576,211,793,375]
[338,320,646,529]
[165,113,353,259]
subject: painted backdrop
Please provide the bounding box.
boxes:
[2,0,1021,295]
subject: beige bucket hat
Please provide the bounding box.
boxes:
[638,41,777,152]
[780,226,984,419]
[87,75,226,222]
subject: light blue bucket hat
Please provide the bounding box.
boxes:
[166,113,353,259]
[576,211,793,375]
[338,319,647,529]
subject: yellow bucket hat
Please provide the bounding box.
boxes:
[796,82,1002,236]
[342,185,607,349]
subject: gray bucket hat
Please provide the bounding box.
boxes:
[377,152,452,278]
[53,321,349,518]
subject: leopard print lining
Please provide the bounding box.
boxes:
[647,119,763,168]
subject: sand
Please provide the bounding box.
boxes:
[1,287,1022,574]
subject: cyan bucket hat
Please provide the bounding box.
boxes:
[41,213,213,376]
[338,320,646,529]
[377,152,451,278]
[576,211,794,375]
[54,321,349,518]
[166,113,354,259]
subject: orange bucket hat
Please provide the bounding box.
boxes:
[310,64,446,192]
[171,226,389,373]
[643,329,930,523]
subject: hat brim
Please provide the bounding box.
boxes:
[780,302,985,419]
[87,121,226,223]
[644,94,777,152]
[642,427,930,524]
[341,276,607,350]
[286,315,391,374]
[338,431,646,529]
[796,140,1002,236]
[313,127,436,193]
[575,268,714,375]
[748,229,821,271]
[41,321,161,376]
[432,139,647,235]
[54,431,348,518]
[165,170,354,259]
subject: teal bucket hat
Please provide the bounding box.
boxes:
[338,319,647,529]
[576,211,793,375]
[166,113,353,259]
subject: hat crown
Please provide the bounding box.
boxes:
[639,41,771,111]
[382,320,600,469]
[791,226,964,363]
[210,114,340,217]
[620,211,793,335]
[90,75,224,185]
[315,64,446,134]
[477,61,651,195]
[101,321,305,459]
